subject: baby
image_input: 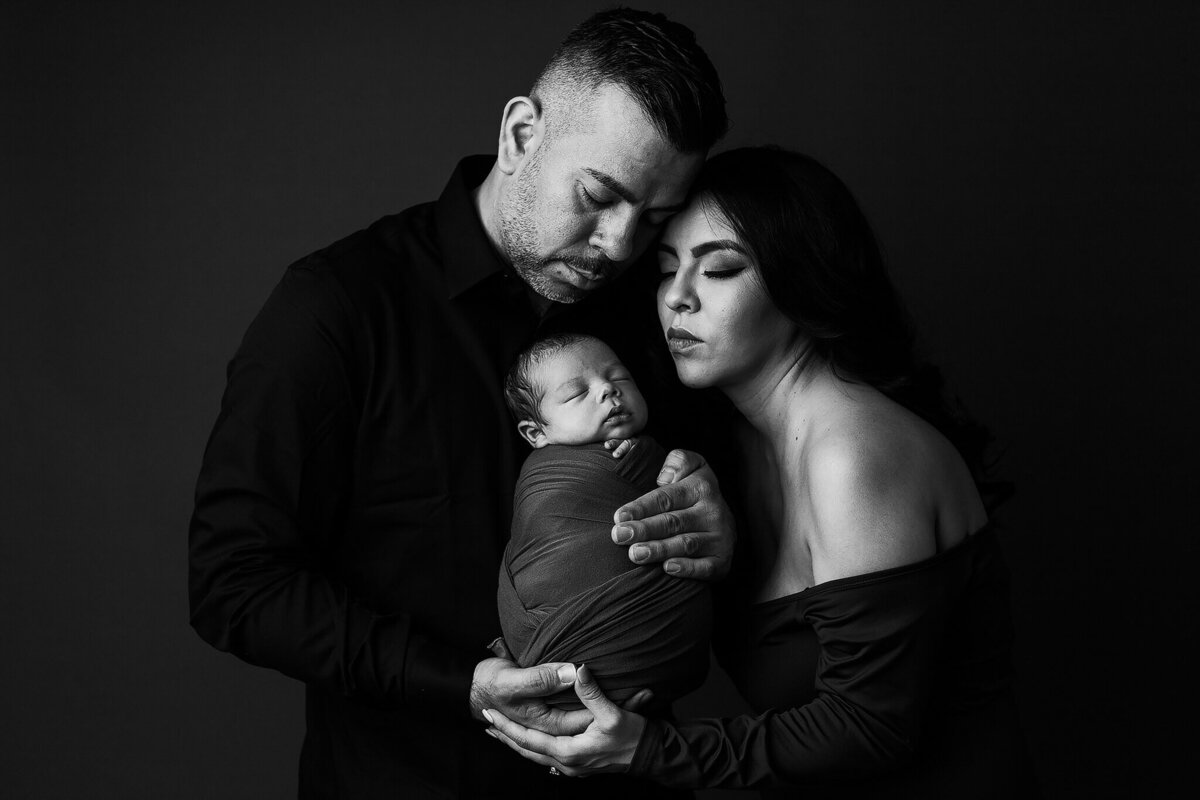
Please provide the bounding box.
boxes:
[506,332,648,453]
[497,333,710,708]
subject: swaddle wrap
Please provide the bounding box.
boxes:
[498,437,711,708]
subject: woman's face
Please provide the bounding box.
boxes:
[656,197,797,390]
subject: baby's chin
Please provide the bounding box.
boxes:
[601,420,645,441]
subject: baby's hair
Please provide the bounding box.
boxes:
[504,332,600,426]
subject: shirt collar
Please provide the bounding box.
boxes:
[434,155,512,300]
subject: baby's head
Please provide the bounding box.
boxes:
[504,333,649,449]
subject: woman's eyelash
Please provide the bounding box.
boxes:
[703,267,745,279]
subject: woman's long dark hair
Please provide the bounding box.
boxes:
[694,146,1007,504]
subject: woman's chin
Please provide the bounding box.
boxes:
[675,367,716,389]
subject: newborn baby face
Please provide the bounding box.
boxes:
[532,338,648,447]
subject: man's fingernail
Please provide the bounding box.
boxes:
[658,469,676,483]
[613,526,633,544]
[631,546,648,563]
[482,709,494,723]
[615,509,632,523]
[664,561,681,575]
[558,665,577,684]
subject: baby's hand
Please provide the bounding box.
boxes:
[603,437,638,459]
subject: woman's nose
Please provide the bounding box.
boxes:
[661,272,697,312]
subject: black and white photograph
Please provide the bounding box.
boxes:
[3,1,1193,797]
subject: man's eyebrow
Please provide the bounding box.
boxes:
[582,168,637,204]
[655,240,748,258]
[582,168,689,214]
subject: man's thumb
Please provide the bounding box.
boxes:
[524,662,577,695]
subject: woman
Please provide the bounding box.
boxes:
[484,147,1038,796]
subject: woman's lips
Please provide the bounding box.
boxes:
[666,326,702,353]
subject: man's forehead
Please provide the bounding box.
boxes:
[550,84,701,199]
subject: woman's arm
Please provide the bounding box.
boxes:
[485,550,956,787]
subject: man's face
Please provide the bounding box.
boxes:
[498,84,704,303]
[528,339,648,447]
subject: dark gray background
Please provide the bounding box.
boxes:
[3,1,1194,797]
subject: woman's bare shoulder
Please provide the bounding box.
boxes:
[801,395,945,583]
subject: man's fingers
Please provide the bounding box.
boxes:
[613,478,703,532]
[654,448,706,486]
[626,529,710,564]
[515,662,577,695]
[487,636,513,660]
[661,556,719,580]
[523,705,592,736]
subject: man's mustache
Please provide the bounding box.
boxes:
[558,254,617,276]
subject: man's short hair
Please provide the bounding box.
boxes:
[533,7,727,153]
[504,332,598,426]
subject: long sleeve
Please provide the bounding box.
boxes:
[629,559,963,789]
[188,260,475,712]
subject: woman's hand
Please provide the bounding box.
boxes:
[611,449,736,580]
[483,664,647,777]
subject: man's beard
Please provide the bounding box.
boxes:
[499,146,614,304]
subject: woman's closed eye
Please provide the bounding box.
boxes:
[702,266,746,279]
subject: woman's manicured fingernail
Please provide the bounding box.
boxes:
[485,728,498,739]
[482,709,494,723]
[613,525,633,544]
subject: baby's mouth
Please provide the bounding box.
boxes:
[605,406,629,423]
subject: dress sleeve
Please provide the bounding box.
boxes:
[628,565,956,789]
[187,260,476,712]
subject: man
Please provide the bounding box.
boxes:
[189,8,731,799]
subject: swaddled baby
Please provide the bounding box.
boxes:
[498,333,710,709]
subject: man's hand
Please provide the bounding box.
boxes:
[470,655,593,736]
[610,449,735,580]
[484,663,646,777]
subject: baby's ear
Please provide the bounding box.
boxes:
[516,420,547,448]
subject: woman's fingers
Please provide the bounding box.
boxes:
[571,664,621,725]
[619,688,654,713]
[483,708,564,762]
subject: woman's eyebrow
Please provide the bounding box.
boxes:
[656,240,748,258]
[691,239,748,258]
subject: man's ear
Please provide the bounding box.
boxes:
[497,96,543,176]
[516,419,548,448]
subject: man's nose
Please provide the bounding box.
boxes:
[589,209,637,263]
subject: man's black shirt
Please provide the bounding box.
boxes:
[188,156,693,798]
